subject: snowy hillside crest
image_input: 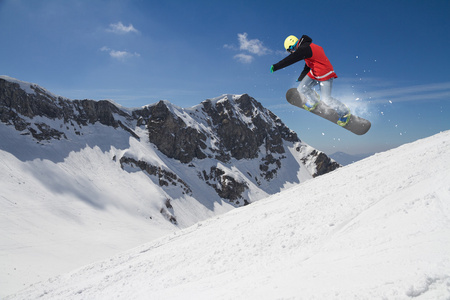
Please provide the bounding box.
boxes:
[6,129,450,299]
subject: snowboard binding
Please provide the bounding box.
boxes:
[337,113,352,127]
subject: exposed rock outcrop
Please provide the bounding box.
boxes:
[0,76,340,211]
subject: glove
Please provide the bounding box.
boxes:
[270,65,274,73]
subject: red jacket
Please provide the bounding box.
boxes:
[305,43,337,81]
[272,35,337,82]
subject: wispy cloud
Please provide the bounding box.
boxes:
[368,82,450,98]
[234,54,254,64]
[106,22,139,34]
[225,32,272,64]
[237,33,271,56]
[100,46,140,61]
[365,82,450,103]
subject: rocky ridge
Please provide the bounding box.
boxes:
[0,76,339,222]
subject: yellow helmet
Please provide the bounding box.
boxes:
[284,35,299,52]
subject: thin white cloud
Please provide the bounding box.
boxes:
[107,22,139,34]
[110,50,140,59]
[234,54,254,64]
[237,33,271,56]
[387,90,450,103]
[225,32,272,64]
[342,80,450,104]
[100,46,140,61]
[367,82,450,99]
[223,44,238,51]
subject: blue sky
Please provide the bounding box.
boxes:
[1,0,449,155]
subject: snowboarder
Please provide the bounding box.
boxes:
[270,35,351,126]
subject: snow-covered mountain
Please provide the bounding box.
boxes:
[0,76,339,296]
[6,129,450,299]
[0,75,338,196]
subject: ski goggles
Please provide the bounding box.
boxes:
[287,45,296,53]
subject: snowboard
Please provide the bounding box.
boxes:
[286,88,371,135]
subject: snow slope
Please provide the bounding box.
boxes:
[6,131,450,299]
[329,151,375,165]
[0,123,236,297]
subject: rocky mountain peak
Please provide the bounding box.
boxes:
[0,76,339,209]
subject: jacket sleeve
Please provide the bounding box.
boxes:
[297,64,310,82]
[272,45,312,72]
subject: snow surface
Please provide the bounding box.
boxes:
[5,131,450,299]
[329,151,375,165]
[0,122,236,297]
